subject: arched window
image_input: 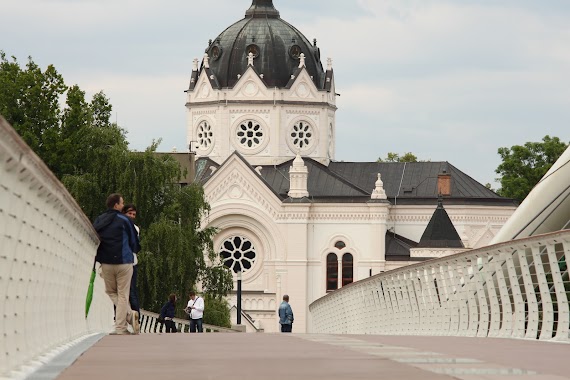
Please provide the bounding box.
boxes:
[326,253,338,291]
[342,253,353,286]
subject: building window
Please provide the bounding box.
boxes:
[219,236,256,273]
[290,121,313,150]
[197,121,214,149]
[237,120,264,149]
[334,241,346,250]
[326,253,338,291]
[342,253,353,286]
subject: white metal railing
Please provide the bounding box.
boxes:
[139,309,243,333]
[0,118,113,379]
[310,230,570,341]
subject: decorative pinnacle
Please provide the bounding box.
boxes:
[247,52,254,66]
[299,53,306,68]
[203,54,210,69]
[327,58,333,71]
[192,58,199,72]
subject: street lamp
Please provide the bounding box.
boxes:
[237,270,242,325]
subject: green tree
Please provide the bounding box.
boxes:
[496,135,568,202]
[137,185,233,316]
[1,52,233,324]
[377,152,419,162]
[202,294,232,328]
[0,52,66,171]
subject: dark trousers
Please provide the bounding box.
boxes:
[280,323,292,333]
[190,318,203,333]
[129,265,140,314]
[165,320,177,333]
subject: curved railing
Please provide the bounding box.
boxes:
[310,229,570,341]
[139,309,243,333]
[0,118,113,378]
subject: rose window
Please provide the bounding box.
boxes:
[237,120,264,149]
[220,236,256,273]
[197,121,214,149]
[291,121,313,150]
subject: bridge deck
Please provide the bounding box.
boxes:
[47,334,570,380]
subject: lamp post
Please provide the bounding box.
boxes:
[237,270,242,325]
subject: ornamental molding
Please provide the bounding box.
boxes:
[276,212,388,222]
[207,169,278,219]
[285,109,320,115]
[387,214,510,224]
[410,248,468,258]
[230,109,270,114]
[193,110,217,116]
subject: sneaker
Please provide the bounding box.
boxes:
[110,330,132,335]
[132,311,140,334]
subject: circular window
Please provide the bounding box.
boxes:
[289,45,302,59]
[220,236,257,273]
[246,44,260,58]
[290,121,314,150]
[237,120,264,149]
[197,121,214,150]
[210,46,222,61]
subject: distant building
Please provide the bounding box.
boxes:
[182,0,517,332]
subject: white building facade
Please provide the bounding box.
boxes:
[185,0,517,333]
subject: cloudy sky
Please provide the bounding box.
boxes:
[2,0,569,187]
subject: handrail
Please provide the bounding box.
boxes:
[0,117,113,379]
[310,229,570,341]
[139,309,243,333]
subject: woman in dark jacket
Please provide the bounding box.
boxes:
[159,293,177,333]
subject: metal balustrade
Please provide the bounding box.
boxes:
[310,230,570,341]
[0,118,113,379]
[139,309,243,333]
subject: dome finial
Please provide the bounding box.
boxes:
[246,0,280,18]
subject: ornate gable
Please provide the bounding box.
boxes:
[191,71,217,102]
[203,154,282,219]
[285,68,319,101]
[230,67,271,100]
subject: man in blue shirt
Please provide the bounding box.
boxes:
[94,193,141,335]
[278,294,294,333]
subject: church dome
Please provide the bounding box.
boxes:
[203,0,325,89]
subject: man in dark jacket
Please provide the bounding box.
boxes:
[94,193,141,335]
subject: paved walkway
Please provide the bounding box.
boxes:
[47,334,570,380]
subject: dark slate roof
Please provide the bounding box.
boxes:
[417,198,465,248]
[198,0,325,89]
[386,231,418,257]
[194,155,518,206]
[328,161,518,206]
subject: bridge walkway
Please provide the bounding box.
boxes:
[38,334,570,380]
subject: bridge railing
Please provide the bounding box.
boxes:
[0,118,113,378]
[139,309,243,333]
[310,230,570,341]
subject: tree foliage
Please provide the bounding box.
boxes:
[137,185,233,317]
[0,52,233,326]
[377,152,420,163]
[495,135,568,202]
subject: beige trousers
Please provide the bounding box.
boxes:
[101,263,133,333]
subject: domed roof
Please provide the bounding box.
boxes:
[202,0,325,89]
